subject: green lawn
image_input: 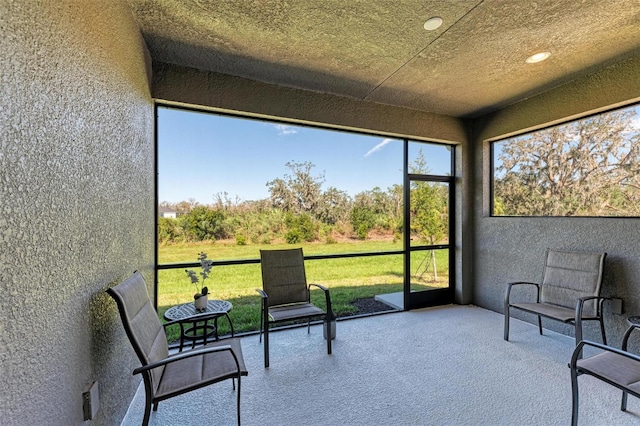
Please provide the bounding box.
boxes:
[158,240,449,342]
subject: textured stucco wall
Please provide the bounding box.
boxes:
[471,55,640,346]
[0,1,154,425]
[152,62,467,144]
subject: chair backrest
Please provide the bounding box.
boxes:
[540,249,606,315]
[107,271,168,392]
[260,248,309,307]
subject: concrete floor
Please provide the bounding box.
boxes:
[122,305,640,425]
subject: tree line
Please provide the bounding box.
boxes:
[494,106,640,216]
[159,154,448,246]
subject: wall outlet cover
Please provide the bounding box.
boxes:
[82,381,99,421]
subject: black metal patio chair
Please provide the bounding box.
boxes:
[504,248,608,346]
[570,321,640,425]
[257,248,334,368]
[107,271,247,425]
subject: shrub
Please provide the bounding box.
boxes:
[235,234,247,245]
[350,205,375,240]
[158,217,181,243]
[285,229,302,244]
[284,213,317,242]
[355,223,370,240]
[180,206,227,241]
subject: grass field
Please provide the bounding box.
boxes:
[158,240,449,342]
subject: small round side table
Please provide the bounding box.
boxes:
[164,299,233,351]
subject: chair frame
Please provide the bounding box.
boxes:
[257,248,334,368]
[503,249,608,346]
[570,324,640,426]
[107,271,247,426]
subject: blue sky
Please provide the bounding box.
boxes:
[158,107,451,204]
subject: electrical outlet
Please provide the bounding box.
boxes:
[610,298,623,315]
[83,381,99,421]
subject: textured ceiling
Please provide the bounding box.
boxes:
[126,0,640,118]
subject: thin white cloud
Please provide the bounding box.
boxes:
[364,138,393,157]
[274,124,298,135]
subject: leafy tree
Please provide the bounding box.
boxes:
[213,191,242,210]
[317,186,351,225]
[175,198,198,215]
[409,150,449,281]
[411,182,448,245]
[267,161,324,214]
[386,184,404,231]
[494,109,640,216]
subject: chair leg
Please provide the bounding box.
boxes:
[262,303,270,367]
[236,374,242,426]
[504,304,510,341]
[571,366,579,426]
[538,315,543,335]
[599,318,607,345]
[622,391,628,411]
[141,375,154,426]
[143,400,152,426]
[153,402,159,411]
[259,308,263,343]
[326,318,332,355]
[264,323,270,368]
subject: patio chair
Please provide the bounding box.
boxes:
[504,248,607,346]
[107,271,248,426]
[570,323,640,426]
[257,248,334,368]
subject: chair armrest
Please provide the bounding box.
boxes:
[575,296,612,319]
[570,339,640,370]
[256,289,268,299]
[309,283,329,292]
[622,323,640,351]
[309,283,334,319]
[505,281,540,306]
[133,344,236,375]
[577,296,611,303]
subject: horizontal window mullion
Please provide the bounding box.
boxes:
[157,250,406,270]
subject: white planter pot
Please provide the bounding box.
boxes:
[194,294,208,311]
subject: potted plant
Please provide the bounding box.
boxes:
[185,252,213,311]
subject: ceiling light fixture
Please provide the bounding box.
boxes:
[526,51,551,64]
[423,16,443,31]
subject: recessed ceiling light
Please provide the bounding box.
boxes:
[424,16,443,31]
[526,51,551,64]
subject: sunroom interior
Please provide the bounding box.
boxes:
[3,1,640,425]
